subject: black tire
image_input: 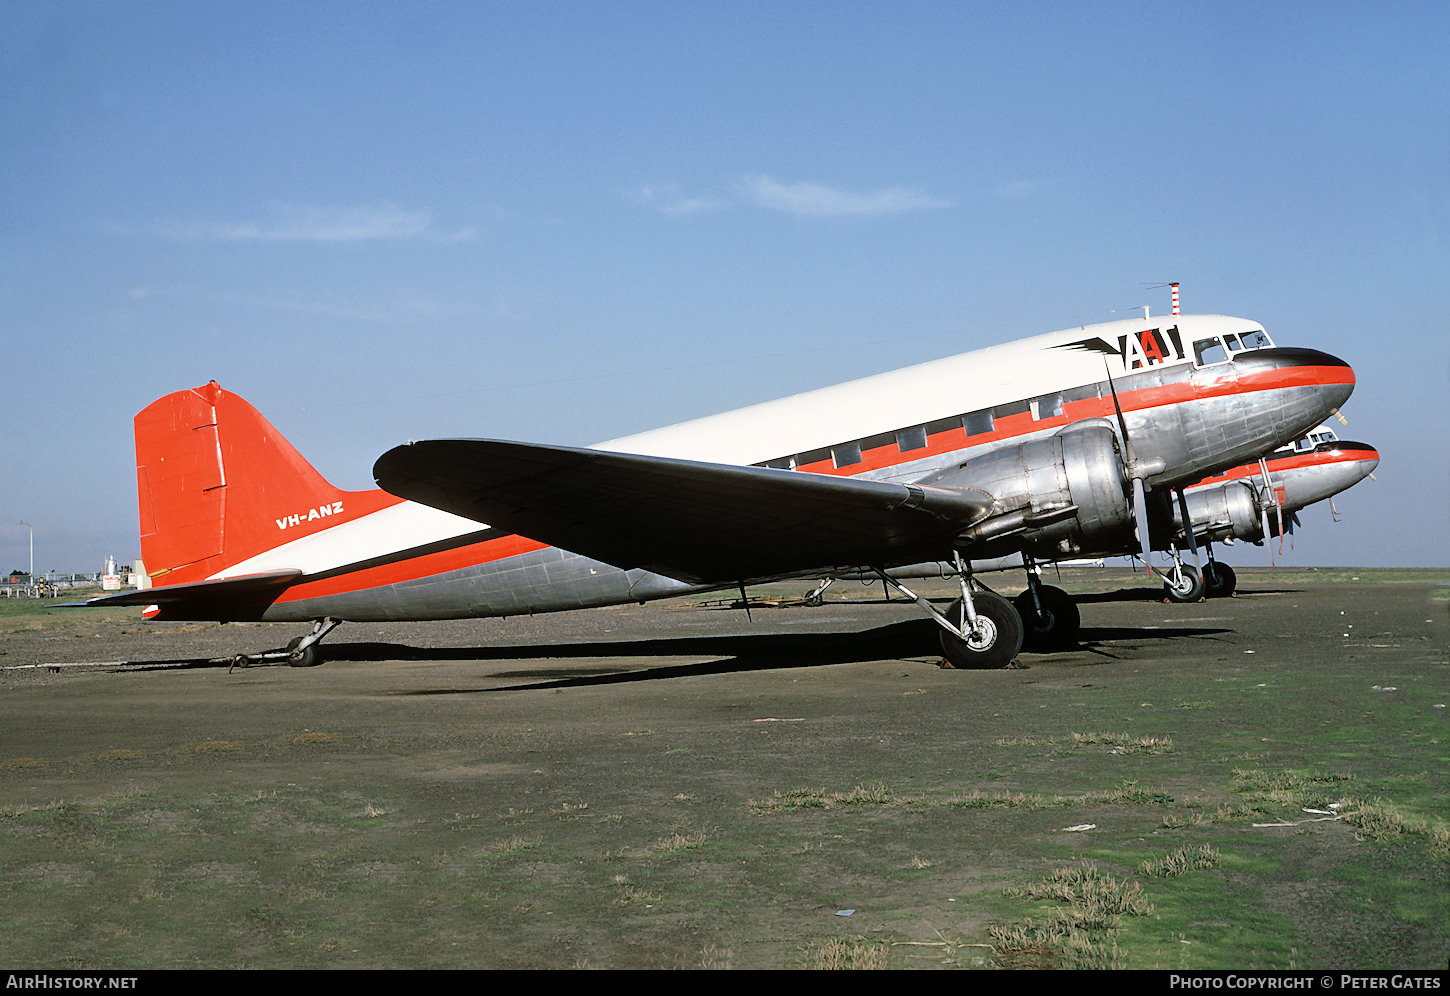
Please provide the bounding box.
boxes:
[1013,585,1082,652]
[1203,562,1237,598]
[938,590,1023,669]
[1163,563,1206,603]
[286,636,323,668]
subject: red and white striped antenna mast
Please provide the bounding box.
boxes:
[1143,282,1181,315]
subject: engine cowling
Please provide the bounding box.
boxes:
[918,423,1133,558]
[1171,480,1263,545]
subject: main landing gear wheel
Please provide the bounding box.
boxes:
[1013,585,1081,652]
[286,636,323,668]
[1163,563,1206,603]
[1203,562,1237,598]
[939,590,1023,670]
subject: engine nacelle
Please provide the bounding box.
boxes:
[918,423,1133,558]
[1171,480,1263,545]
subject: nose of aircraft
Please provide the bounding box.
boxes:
[1238,346,1356,414]
[1333,441,1380,481]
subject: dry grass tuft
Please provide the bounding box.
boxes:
[0,757,48,769]
[946,789,1043,810]
[993,861,1150,969]
[0,798,67,818]
[1137,843,1221,877]
[797,937,891,970]
[1075,780,1175,806]
[1340,798,1449,854]
[1071,732,1175,754]
[489,835,541,855]
[93,748,145,761]
[994,732,1173,754]
[646,830,707,854]
[698,944,732,969]
[1006,861,1154,916]
[750,782,899,812]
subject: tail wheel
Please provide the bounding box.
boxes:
[1163,563,1206,603]
[939,590,1023,669]
[1013,585,1081,652]
[286,637,323,668]
[1203,562,1237,598]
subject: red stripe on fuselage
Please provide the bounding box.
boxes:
[264,361,1354,601]
[1190,446,1379,489]
[270,531,551,603]
[793,363,1352,478]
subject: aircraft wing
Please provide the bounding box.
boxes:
[374,440,993,585]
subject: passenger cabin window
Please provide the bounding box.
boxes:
[895,426,928,452]
[962,410,994,436]
[1032,394,1063,420]
[832,442,862,468]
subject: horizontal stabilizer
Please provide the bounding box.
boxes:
[374,440,993,584]
[82,569,303,609]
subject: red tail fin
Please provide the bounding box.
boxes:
[135,381,400,585]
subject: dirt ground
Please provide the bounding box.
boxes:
[1,568,1446,969]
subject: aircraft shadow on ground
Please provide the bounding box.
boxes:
[1068,585,1298,604]
[112,614,1234,684]
[339,618,1235,692]
[110,593,1242,683]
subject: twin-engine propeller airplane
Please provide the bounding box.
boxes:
[86,312,1356,669]
[801,421,1381,651]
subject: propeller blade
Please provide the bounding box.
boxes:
[1132,476,1152,576]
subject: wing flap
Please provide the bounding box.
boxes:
[374,440,992,584]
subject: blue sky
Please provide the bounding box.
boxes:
[2,0,1446,574]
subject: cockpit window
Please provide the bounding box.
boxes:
[1192,329,1274,367]
[1274,424,1339,455]
[1194,338,1227,366]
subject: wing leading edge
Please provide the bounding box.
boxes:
[373,440,993,585]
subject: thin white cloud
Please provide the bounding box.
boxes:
[629,184,726,216]
[735,174,953,217]
[155,203,475,242]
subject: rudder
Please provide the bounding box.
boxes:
[135,381,399,586]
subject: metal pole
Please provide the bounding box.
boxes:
[17,522,31,579]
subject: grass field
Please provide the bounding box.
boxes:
[0,572,1445,968]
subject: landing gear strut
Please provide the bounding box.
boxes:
[1162,546,1206,603]
[1203,555,1237,598]
[870,556,1023,670]
[1014,558,1081,652]
[938,590,1022,669]
[229,617,341,670]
